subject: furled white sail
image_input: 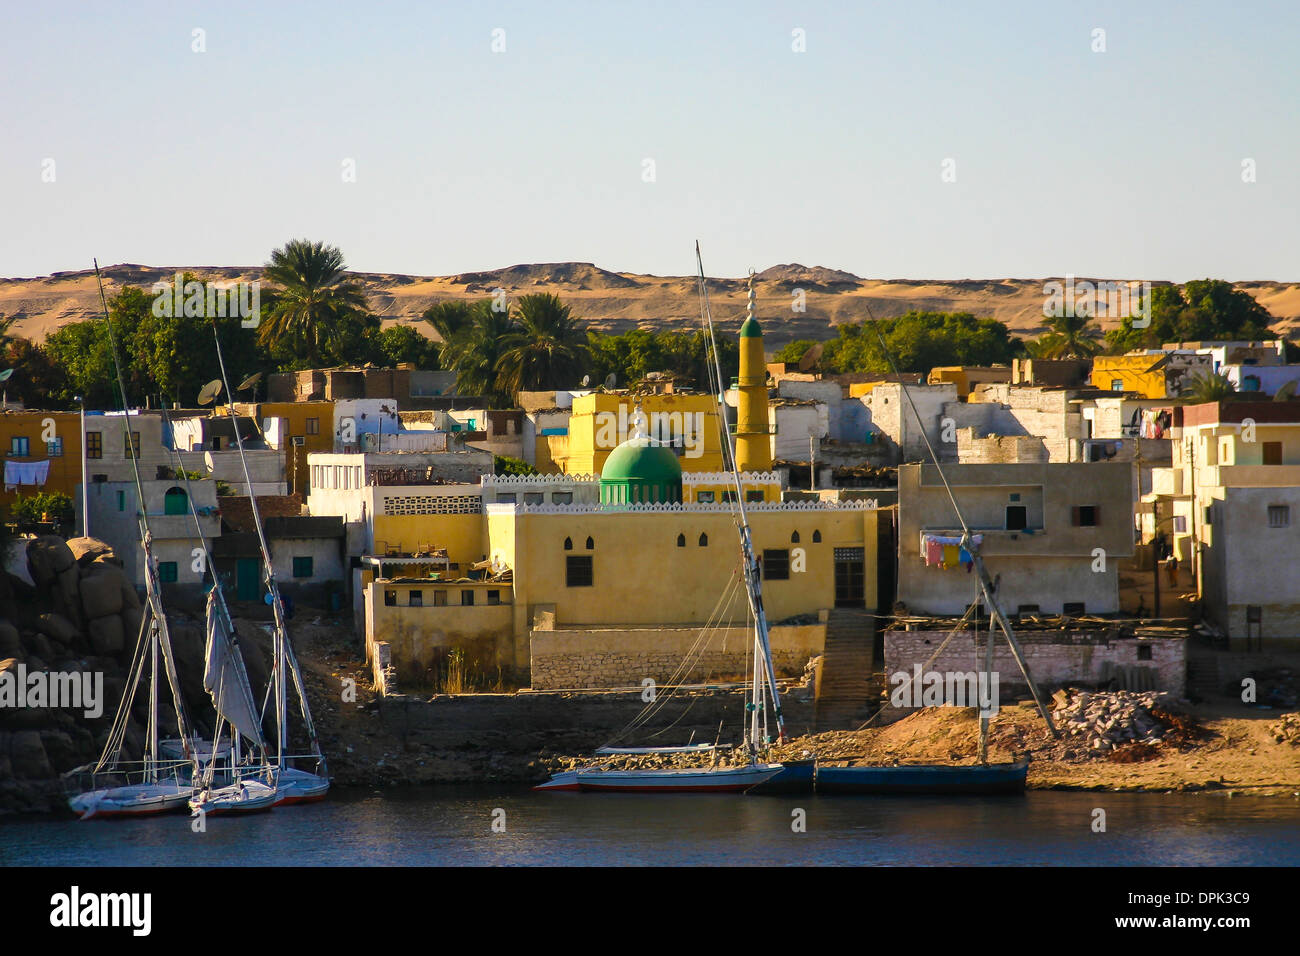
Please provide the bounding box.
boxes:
[204,590,264,746]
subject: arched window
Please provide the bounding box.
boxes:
[699,533,708,547]
[791,531,800,543]
[812,530,821,543]
[585,536,594,550]
[563,537,573,551]
[163,486,187,516]
[677,533,686,547]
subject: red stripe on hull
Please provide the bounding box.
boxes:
[577,783,756,793]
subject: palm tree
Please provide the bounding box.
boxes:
[495,293,589,396]
[1182,370,1237,403]
[441,300,518,406]
[422,300,475,366]
[1029,311,1102,359]
[258,240,369,365]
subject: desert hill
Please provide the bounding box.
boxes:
[3,263,1298,347]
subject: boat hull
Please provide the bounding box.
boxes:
[271,768,330,806]
[573,764,783,793]
[70,782,193,820]
[745,759,816,794]
[189,780,279,815]
[815,761,1029,795]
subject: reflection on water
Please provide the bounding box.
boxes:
[4,787,1299,866]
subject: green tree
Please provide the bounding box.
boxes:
[1182,370,1238,404]
[773,339,820,365]
[1029,310,1102,358]
[440,300,518,406]
[495,293,589,395]
[11,491,74,526]
[372,324,441,368]
[819,311,1020,375]
[1106,281,1278,353]
[257,240,370,366]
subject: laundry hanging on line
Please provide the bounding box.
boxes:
[4,459,50,491]
[920,532,983,571]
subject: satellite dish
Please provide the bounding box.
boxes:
[604,372,618,389]
[237,371,262,392]
[203,451,215,473]
[0,369,13,382]
[580,374,591,387]
[197,379,224,406]
[1275,380,1298,401]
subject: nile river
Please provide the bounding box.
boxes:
[4,788,1299,866]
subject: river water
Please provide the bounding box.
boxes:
[4,787,1299,866]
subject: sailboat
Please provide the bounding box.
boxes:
[205,324,330,806]
[535,250,796,794]
[65,265,200,819]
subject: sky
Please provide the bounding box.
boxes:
[2,0,1298,282]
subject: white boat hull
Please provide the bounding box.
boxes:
[189,780,279,815]
[568,764,783,793]
[70,781,193,820]
[271,768,330,806]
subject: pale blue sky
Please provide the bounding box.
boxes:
[2,1,1297,281]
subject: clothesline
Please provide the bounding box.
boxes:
[3,459,50,491]
[920,531,983,571]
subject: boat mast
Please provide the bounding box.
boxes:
[694,246,787,745]
[208,321,325,773]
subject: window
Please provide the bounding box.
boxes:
[1110,379,1124,391]
[1268,505,1290,528]
[292,556,314,578]
[566,555,593,587]
[1005,505,1028,530]
[524,492,544,506]
[116,490,125,512]
[696,491,715,504]
[1071,505,1099,527]
[1242,375,1261,392]
[812,530,821,543]
[677,534,686,547]
[721,490,737,503]
[433,590,448,606]
[563,537,573,550]
[305,417,320,435]
[487,590,501,605]
[1063,602,1086,615]
[762,549,790,580]
[9,436,29,456]
[157,561,178,583]
[461,590,475,606]
[164,486,187,516]
[698,533,708,547]
[1204,505,1213,526]
[746,490,764,503]
[124,431,141,459]
[384,590,397,606]
[408,590,423,607]
[585,536,594,550]
[46,437,63,457]
[552,492,573,505]
[86,431,102,459]
[791,531,800,543]
[1137,645,1153,661]
[496,493,517,504]
[1263,442,1282,465]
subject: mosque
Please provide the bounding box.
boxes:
[360,279,882,690]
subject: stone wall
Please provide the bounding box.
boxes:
[530,624,825,690]
[883,627,1187,701]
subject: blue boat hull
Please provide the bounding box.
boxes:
[745,759,816,794]
[814,760,1028,795]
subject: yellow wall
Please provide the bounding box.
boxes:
[1091,356,1165,398]
[372,512,486,567]
[367,580,514,680]
[735,334,773,472]
[564,393,725,474]
[681,474,782,503]
[0,411,83,516]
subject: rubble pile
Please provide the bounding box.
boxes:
[1268,712,1300,746]
[1052,690,1185,758]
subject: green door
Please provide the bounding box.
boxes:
[236,559,261,602]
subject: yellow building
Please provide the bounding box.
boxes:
[927,366,1011,399]
[735,274,774,472]
[0,410,84,521]
[233,400,334,494]
[562,392,725,475]
[1091,353,1213,399]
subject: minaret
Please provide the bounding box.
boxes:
[734,270,773,473]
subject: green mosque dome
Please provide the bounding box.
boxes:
[739,315,762,338]
[599,412,683,505]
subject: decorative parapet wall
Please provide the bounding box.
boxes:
[485,498,878,516]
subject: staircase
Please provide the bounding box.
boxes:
[1186,654,1220,702]
[815,609,882,730]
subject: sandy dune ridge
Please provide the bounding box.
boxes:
[4,262,1298,347]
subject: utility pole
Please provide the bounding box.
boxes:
[809,433,816,491]
[77,395,89,537]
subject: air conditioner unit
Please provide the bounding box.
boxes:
[291,436,305,447]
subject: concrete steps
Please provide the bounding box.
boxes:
[815,609,883,730]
